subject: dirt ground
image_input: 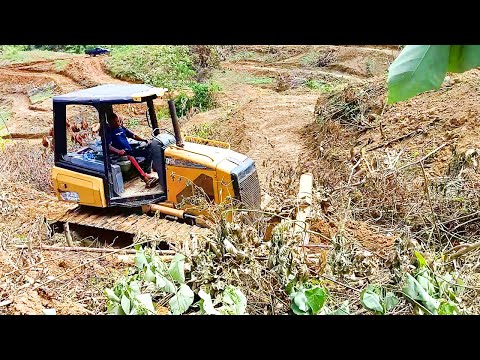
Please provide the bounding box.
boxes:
[2,45,478,314]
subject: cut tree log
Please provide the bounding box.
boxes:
[64,222,74,247]
[14,244,175,255]
[294,173,313,245]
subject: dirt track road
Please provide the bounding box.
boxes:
[0,56,125,137]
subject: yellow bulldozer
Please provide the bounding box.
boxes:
[50,84,260,242]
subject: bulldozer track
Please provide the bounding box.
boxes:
[48,206,211,244]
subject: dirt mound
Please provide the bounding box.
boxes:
[0,57,125,138]
[354,70,480,175]
[1,249,128,315]
[309,219,394,257]
[345,221,394,257]
[322,46,397,78]
[60,57,126,87]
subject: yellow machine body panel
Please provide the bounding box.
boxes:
[164,142,247,218]
[52,166,107,207]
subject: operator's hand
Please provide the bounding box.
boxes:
[118,150,126,156]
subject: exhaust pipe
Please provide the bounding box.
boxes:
[168,99,184,148]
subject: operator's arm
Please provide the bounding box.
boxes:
[109,144,126,156]
[125,127,147,142]
[133,134,148,142]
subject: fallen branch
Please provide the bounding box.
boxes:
[318,274,361,292]
[14,244,175,255]
[299,244,332,249]
[447,243,472,253]
[0,299,12,307]
[367,129,423,152]
[395,143,448,172]
[450,241,480,259]
[25,239,170,292]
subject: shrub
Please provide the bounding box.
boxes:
[174,82,220,117]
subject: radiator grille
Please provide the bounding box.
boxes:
[238,167,261,209]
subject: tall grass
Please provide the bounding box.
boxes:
[105,45,196,90]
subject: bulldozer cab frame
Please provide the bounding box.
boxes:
[52,84,171,207]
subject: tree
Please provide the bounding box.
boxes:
[387,45,480,103]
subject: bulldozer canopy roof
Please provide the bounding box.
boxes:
[53,84,168,105]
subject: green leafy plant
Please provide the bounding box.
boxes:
[105,277,156,315]
[305,79,335,92]
[401,252,463,315]
[387,45,480,103]
[174,82,220,117]
[360,284,399,315]
[188,123,214,139]
[105,246,195,315]
[126,118,140,127]
[156,107,170,120]
[289,284,328,315]
[197,286,247,315]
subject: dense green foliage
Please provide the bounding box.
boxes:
[105,45,196,89]
[175,82,220,117]
[388,45,480,103]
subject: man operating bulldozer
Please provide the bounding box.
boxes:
[106,112,159,187]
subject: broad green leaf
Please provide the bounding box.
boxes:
[292,290,309,313]
[108,304,125,315]
[135,293,156,315]
[222,285,247,315]
[155,274,166,289]
[387,45,450,103]
[168,253,185,283]
[414,251,427,268]
[365,284,382,296]
[198,289,220,315]
[129,280,141,295]
[169,284,194,315]
[417,274,435,295]
[304,287,327,315]
[121,295,131,315]
[42,308,56,315]
[361,289,384,313]
[145,267,156,283]
[290,300,309,315]
[162,278,177,294]
[384,292,399,312]
[438,301,459,315]
[135,251,147,269]
[402,273,439,314]
[105,288,120,302]
[448,45,480,73]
